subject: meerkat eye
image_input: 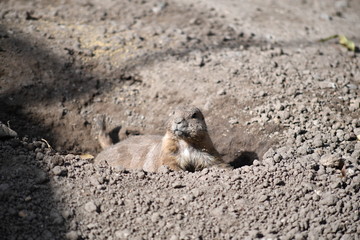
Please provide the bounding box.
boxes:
[191,113,198,119]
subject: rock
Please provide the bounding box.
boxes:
[51,154,65,167]
[313,137,323,148]
[115,229,131,239]
[351,150,360,160]
[151,212,161,223]
[354,128,360,136]
[217,89,226,96]
[152,2,167,14]
[137,171,146,179]
[340,234,354,240]
[36,152,44,160]
[18,210,28,218]
[320,193,338,206]
[35,170,49,184]
[182,193,195,202]
[263,148,275,159]
[318,81,336,89]
[253,159,260,166]
[258,194,269,202]
[65,231,79,240]
[229,118,239,125]
[297,145,308,155]
[263,157,275,166]
[0,122,17,138]
[191,188,202,197]
[302,182,315,191]
[62,209,74,219]
[89,176,100,187]
[349,98,360,111]
[319,154,344,168]
[86,223,98,229]
[84,201,98,213]
[273,154,282,163]
[210,206,225,216]
[169,235,178,240]
[52,166,68,176]
[64,154,77,161]
[249,230,264,238]
[158,165,170,173]
[201,168,209,175]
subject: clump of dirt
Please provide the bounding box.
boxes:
[1,0,360,239]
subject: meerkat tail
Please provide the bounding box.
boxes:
[94,114,113,149]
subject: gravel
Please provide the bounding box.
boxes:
[0,0,359,239]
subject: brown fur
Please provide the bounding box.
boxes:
[94,106,232,172]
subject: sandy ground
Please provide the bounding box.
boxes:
[0,0,359,239]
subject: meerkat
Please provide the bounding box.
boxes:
[94,106,232,172]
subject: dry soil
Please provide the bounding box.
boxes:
[0,0,359,239]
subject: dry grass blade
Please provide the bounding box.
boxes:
[320,34,356,52]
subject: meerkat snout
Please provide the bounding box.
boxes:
[174,117,184,124]
[172,117,189,136]
[173,125,187,137]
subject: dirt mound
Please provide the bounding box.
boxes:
[1,134,359,239]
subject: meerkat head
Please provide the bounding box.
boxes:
[167,106,208,141]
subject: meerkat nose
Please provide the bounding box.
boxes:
[174,118,184,124]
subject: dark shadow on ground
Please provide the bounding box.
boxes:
[0,18,269,152]
[229,151,259,168]
[0,139,67,239]
[108,126,122,144]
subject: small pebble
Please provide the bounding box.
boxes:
[84,201,98,213]
[52,166,68,176]
[115,229,131,239]
[65,231,79,240]
[319,154,343,168]
[258,195,269,202]
[320,193,338,206]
